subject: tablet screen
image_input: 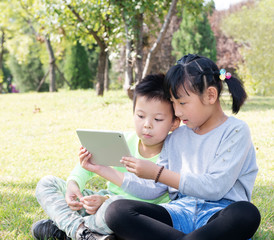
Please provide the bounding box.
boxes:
[76,129,131,166]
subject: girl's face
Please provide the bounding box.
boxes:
[170,86,212,130]
[134,96,175,148]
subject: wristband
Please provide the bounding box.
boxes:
[155,166,164,183]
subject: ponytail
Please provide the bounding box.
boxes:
[224,76,247,114]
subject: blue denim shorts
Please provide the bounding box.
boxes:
[160,194,234,234]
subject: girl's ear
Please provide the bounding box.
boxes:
[205,86,218,105]
[170,117,180,132]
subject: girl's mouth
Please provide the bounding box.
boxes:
[182,120,188,124]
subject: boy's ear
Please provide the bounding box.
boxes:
[170,117,180,132]
[205,86,218,104]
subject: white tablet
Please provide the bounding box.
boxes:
[76,129,132,167]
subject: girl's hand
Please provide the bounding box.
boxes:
[79,146,101,173]
[65,180,83,211]
[80,195,108,215]
[121,156,159,180]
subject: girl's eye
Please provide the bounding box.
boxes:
[180,102,185,105]
[155,118,164,122]
[137,114,144,119]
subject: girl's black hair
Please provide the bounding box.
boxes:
[133,73,176,118]
[164,54,247,114]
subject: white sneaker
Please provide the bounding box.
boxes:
[76,225,116,240]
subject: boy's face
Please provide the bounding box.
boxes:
[133,96,175,147]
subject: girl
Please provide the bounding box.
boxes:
[104,54,261,240]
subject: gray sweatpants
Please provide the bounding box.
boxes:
[35,175,124,239]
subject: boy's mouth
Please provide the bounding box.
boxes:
[143,133,152,138]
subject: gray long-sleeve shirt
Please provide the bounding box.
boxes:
[121,117,258,202]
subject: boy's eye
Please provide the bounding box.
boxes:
[155,118,163,122]
[180,102,185,105]
[137,114,144,119]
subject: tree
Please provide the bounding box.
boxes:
[142,0,179,78]
[0,29,4,93]
[7,48,46,92]
[221,0,274,95]
[41,0,123,96]
[64,41,92,89]
[0,0,66,92]
[172,1,216,62]
[113,0,179,96]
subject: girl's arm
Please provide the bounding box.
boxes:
[178,122,257,201]
[121,156,180,189]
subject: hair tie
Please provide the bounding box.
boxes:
[219,69,231,81]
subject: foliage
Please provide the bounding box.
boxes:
[221,0,274,96]
[86,45,99,86]
[7,46,46,92]
[64,41,92,89]
[172,0,216,61]
[0,90,273,239]
[0,0,210,95]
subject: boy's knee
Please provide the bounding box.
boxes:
[35,175,60,198]
[36,175,55,188]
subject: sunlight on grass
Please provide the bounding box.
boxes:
[0,90,273,239]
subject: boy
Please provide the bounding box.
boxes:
[32,73,179,240]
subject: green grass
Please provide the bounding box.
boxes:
[0,90,273,239]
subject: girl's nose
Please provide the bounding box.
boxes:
[173,105,183,118]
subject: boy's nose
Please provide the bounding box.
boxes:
[144,120,152,129]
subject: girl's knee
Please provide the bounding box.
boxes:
[105,199,131,228]
[238,201,260,226]
[224,201,261,230]
[232,201,260,221]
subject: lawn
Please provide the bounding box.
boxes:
[0,90,273,239]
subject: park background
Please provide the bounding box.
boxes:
[0,0,273,239]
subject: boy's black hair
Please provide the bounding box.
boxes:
[133,73,175,117]
[164,54,247,114]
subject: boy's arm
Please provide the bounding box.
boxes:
[65,180,83,211]
[80,146,124,186]
[67,162,95,192]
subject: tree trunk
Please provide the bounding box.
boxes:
[96,47,107,96]
[0,29,4,93]
[104,52,109,91]
[67,4,108,96]
[45,35,56,92]
[36,70,49,92]
[135,13,144,85]
[142,0,178,78]
[122,13,134,98]
[0,30,4,68]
